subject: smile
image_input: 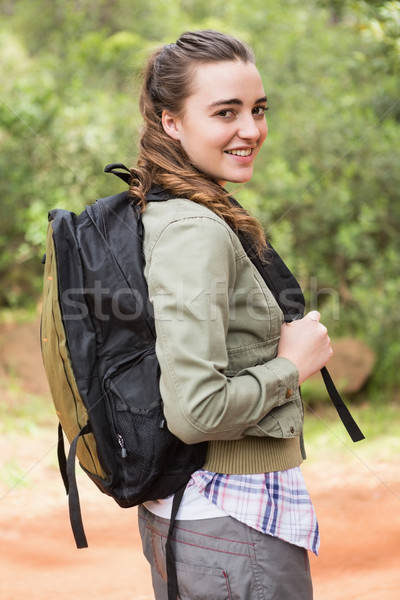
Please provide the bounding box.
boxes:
[225,148,253,157]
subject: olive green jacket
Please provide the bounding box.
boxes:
[142,198,304,474]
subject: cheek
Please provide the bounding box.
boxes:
[261,121,268,143]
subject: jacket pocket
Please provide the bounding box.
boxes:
[246,395,304,438]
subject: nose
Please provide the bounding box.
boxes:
[238,113,262,141]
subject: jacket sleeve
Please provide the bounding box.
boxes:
[146,214,300,445]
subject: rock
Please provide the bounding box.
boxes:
[310,337,375,394]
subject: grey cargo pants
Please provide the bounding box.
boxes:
[138,504,313,600]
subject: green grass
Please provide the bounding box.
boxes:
[0,305,40,325]
[303,401,400,464]
[1,459,30,490]
[0,383,58,491]
[0,380,55,435]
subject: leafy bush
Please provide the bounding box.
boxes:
[1,0,399,395]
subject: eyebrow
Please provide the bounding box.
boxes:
[209,96,267,108]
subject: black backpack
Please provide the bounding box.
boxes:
[41,163,207,550]
[41,163,363,599]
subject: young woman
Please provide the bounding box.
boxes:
[132,30,332,600]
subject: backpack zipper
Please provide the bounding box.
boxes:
[117,433,127,458]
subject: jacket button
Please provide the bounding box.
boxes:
[285,388,292,399]
[290,426,295,434]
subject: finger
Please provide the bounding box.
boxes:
[307,310,321,322]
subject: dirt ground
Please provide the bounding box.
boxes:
[1,319,400,599]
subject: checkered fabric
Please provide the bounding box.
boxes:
[190,466,320,555]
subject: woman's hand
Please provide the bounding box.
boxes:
[277,311,333,385]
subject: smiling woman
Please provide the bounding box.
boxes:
[131,30,269,257]
[126,29,333,600]
[161,61,268,186]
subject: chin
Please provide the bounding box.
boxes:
[216,170,253,186]
[231,169,254,184]
[230,175,252,184]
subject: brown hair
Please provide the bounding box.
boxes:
[130,30,267,255]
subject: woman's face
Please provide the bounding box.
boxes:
[162,60,268,186]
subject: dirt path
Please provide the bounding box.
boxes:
[306,459,400,600]
[1,428,399,600]
[1,319,399,599]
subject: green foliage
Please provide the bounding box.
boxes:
[236,1,400,395]
[303,402,400,464]
[0,0,399,396]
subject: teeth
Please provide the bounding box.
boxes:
[227,149,252,157]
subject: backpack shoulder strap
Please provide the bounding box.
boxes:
[165,486,186,600]
[104,163,132,184]
[66,424,92,549]
[229,194,364,443]
[251,241,365,443]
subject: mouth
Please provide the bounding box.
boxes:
[225,148,253,157]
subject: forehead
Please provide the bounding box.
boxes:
[188,60,265,107]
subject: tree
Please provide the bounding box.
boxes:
[1,0,399,395]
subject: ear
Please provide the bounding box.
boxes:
[162,110,182,141]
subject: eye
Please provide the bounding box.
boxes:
[215,109,235,118]
[252,106,268,117]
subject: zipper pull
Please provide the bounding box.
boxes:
[117,434,127,458]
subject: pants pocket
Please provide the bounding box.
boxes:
[174,560,233,600]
